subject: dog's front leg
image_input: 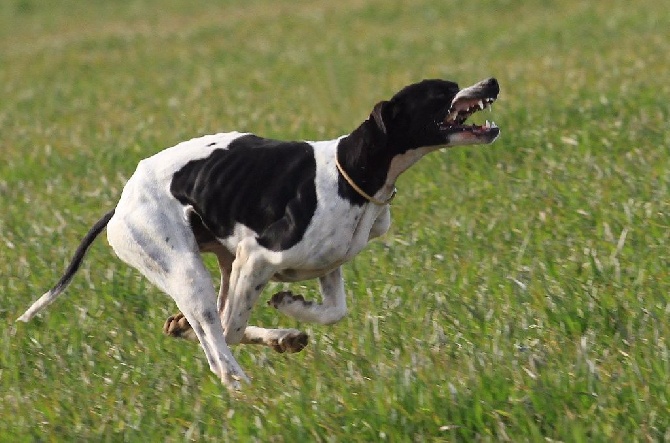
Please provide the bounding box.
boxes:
[268,266,347,325]
[165,244,308,352]
[221,239,275,345]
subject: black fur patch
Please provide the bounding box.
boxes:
[170,134,318,251]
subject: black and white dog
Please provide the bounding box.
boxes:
[18,78,500,390]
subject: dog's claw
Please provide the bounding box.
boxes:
[164,312,195,339]
[268,291,311,309]
[268,291,292,308]
[270,331,309,354]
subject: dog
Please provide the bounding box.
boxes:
[18,78,500,390]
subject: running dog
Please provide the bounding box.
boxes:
[18,78,500,390]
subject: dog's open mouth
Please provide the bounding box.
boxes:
[440,78,500,141]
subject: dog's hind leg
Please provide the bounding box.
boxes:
[107,210,248,390]
[268,266,348,325]
[163,245,230,342]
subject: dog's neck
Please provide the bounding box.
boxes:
[336,119,393,204]
[336,119,433,204]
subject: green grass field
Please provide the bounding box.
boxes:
[2,0,669,440]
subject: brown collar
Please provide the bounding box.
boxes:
[335,157,396,206]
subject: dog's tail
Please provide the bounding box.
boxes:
[17,209,116,322]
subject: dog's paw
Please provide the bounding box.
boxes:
[269,330,309,354]
[267,290,294,308]
[267,291,313,309]
[163,312,197,341]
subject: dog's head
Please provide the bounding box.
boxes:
[338,78,501,203]
[370,78,500,153]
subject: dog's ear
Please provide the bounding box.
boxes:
[371,100,389,134]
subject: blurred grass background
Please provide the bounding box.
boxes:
[1,0,669,440]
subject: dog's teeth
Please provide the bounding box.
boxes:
[485,120,491,128]
[478,100,484,110]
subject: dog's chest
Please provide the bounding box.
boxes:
[305,204,375,258]
[272,203,386,281]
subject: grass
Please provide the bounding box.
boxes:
[1,0,669,440]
